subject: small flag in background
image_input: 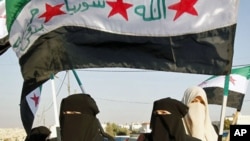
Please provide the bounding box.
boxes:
[20,84,43,134]
[26,86,42,115]
[199,66,250,110]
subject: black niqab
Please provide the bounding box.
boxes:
[59,94,103,141]
[149,97,201,141]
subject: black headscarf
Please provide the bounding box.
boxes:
[25,126,51,141]
[149,97,201,141]
[59,93,103,141]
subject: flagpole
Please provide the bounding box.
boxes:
[50,74,62,141]
[225,110,240,141]
[50,74,60,126]
[66,70,70,95]
[72,69,86,93]
[218,75,230,141]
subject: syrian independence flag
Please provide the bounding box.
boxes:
[20,80,45,134]
[6,0,239,83]
[199,66,250,111]
[0,0,10,55]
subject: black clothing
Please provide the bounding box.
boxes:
[25,126,51,141]
[147,97,201,141]
[59,93,114,141]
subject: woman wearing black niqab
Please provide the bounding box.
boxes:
[138,97,201,141]
[59,93,114,141]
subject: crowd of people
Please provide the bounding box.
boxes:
[137,86,218,141]
[25,86,218,141]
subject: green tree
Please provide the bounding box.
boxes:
[105,122,130,136]
[224,119,231,130]
[116,127,130,135]
[106,122,115,136]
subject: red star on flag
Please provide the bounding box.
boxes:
[168,0,198,21]
[229,76,236,85]
[107,0,133,21]
[30,93,40,107]
[0,15,6,19]
[39,3,66,23]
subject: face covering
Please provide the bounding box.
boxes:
[150,97,201,141]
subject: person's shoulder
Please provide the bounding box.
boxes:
[137,133,151,141]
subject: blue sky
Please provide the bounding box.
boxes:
[1,0,250,128]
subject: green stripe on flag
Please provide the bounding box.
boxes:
[223,75,230,96]
[6,0,30,31]
[205,66,250,82]
[231,66,250,79]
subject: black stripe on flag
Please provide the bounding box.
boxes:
[20,79,47,134]
[19,24,236,83]
[203,87,245,110]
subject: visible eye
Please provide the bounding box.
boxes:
[154,110,171,115]
[63,111,81,114]
[191,96,205,105]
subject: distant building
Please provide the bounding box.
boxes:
[0,128,26,141]
[100,121,152,133]
[236,114,250,124]
[118,123,130,129]
[138,122,151,133]
[130,122,142,131]
[224,113,250,124]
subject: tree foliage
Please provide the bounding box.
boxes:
[105,122,130,136]
[224,119,231,130]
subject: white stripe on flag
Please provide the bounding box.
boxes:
[0,0,7,38]
[199,74,249,94]
[10,0,239,58]
[26,87,41,115]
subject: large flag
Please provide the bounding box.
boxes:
[6,0,239,134]
[6,0,239,82]
[199,66,250,110]
[0,0,10,55]
[20,81,43,134]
